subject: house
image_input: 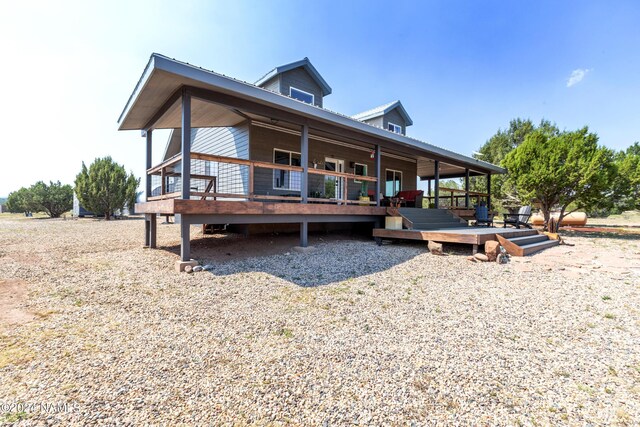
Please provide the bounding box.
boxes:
[118,54,504,267]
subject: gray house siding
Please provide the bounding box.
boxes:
[260,75,280,93]
[278,68,324,108]
[360,109,407,135]
[249,123,416,200]
[163,124,250,196]
[382,109,407,135]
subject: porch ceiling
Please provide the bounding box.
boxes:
[417,158,486,180]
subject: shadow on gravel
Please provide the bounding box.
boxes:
[160,232,442,287]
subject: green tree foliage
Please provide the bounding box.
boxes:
[6,187,36,213]
[471,119,558,210]
[6,181,73,217]
[75,157,140,220]
[502,127,615,227]
[611,142,640,211]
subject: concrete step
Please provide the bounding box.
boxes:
[508,234,548,245]
[519,239,560,256]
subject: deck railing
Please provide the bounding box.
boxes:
[146,152,378,205]
[425,186,489,208]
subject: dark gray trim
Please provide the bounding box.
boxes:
[465,169,470,208]
[434,160,440,207]
[301,123,309,203]
[181,89,191,200]
[145,130,152,200]
[375,144,381,206]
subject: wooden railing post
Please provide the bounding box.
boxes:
[160,167,166,195]
[249,164,254,201]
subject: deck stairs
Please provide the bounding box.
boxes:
[391,208,468,230]
[496,232,560,256]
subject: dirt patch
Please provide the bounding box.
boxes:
[0,279,34,327]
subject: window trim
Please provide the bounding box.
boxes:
[353,162,367,184]
[289,86,315,105]
[272,148,302,191]
[388,122,402,134]
[385,168,403,196]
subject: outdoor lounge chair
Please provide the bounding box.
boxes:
[503,206,533,229]
[474,204,493,227]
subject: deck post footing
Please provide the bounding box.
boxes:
[293,246,316,254]
[175,259,199,272]
[472,244,479,255]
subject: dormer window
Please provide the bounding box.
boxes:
[388,122,402,134]
[290,87,314,104]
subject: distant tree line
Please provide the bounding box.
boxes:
[6,181,73,218]
[472,118,639,227]
[5,157,139,220]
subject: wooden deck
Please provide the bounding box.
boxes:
[372,226,537,246]
[135,199,387,217]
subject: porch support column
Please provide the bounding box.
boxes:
[180,88,192,262]
[300,123,309,203]
[300,220,308,247]
[486,173,491,210]
[144,130,153,248]
[375,144,381,207]
[464,168,470,208]
[148,213,157,249]
[145,130,152,201]
[181,88,192,200]
[434,160,440,208]
[180,217,190,261]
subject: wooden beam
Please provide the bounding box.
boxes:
[147,191,181,201]
[147,154,182,175]
[144,87,183,131]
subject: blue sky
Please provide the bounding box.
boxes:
[1,0,639,196]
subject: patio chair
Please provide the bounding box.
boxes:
[474,204,493,227]
[503,206,533,229]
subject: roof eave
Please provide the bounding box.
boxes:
[117,54,157,128]
[118,54,504,175]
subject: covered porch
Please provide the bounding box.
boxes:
[118,54,504,263]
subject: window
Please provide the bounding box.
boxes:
[354,163,367,183]
[388,122,402,134]
[290,87,315,104]
[273,149,301,191]
[385,169,402,196]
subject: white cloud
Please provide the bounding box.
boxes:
[566,68,590,87]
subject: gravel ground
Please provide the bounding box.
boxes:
[1,215,639,425]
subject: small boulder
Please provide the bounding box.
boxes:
[193,265,204,272]
[427,241,443,255]
[467,256,477,262]
[484,240,501,262]
[184,265,194,274]
[474,253,489,262]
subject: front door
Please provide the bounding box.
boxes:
[324,157,345,200]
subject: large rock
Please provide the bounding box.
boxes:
[474,253,489,262]
[485,240,501,262]
[427,241,443,255]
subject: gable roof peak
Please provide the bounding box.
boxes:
[351,100,413,126]
[255,57,332,96]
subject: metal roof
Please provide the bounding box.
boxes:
[352,100,414,126]
[255,57,332,96]
[117,53,505,175]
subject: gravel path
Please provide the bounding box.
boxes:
[1,216,639,425]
